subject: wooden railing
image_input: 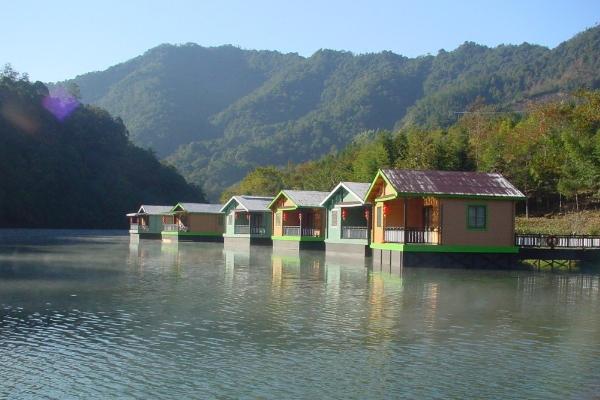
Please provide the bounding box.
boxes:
[342,226,368,239]
[234,224,268,235]
[163,223,188,232]
[384,227,439,244]
[283,226,300,236]
[251,226,267,235]
[129,224,139,232]
[301,227,321,237]
[139,225,150,232]
[282,226,321,237]
[516,234,600,249]
[235,224,250,234]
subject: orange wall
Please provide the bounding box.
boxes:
[440,199,515,246]
[372,198,425,243]
[273,211,282,236]
[180,213,224,233]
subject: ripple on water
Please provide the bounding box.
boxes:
[0,233,599,398]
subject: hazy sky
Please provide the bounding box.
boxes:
[1,0,598,82]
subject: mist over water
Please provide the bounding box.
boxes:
[0,231,599,399]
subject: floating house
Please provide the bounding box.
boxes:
[365,169,525,268]
[268,190,329,251]
[221,195,274,247]
[126,205,172,239]
[320,182,372,256]
[161,203,224,243]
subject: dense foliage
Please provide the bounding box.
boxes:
[223,90,600,218]
[0,68,204,228]
[65,27,600,199]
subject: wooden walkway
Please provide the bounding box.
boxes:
[516,234,600,265]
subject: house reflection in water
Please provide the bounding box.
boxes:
[422,282,439,334]
[270,252,302,297]
[366,270,404,344]
[324,254,369,301]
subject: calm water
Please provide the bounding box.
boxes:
[0,231,599,399]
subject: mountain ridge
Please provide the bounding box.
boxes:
[63,25,600,200]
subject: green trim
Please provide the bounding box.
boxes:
[365,169,399,202]
[374,194,397,202]
[271,235,325,242]
[220,197,239,214]
[466,203,488,231]
[370,242,519,254]
[278,206,299,211]
[268,191,297,210]
[325,238,368,245]
[161,231,223,237]
[320,182,365,208]
[223,233,270,238]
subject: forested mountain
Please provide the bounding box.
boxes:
[63,26,600,200]
[225,90,600,220]
[0,68,203,228]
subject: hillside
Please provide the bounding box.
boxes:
[0,69,204,228]
[63,26,600,199]
[224,90,600,219]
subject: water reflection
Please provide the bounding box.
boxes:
[0,231,599,399]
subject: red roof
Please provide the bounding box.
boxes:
[380,169,525,198]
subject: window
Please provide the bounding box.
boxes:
[376,206,382,228]
[467,205,486,230]
[331,210,338,227]
[275,212,281,226]
[423,206,433,228]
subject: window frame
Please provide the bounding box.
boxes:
[275,212,281,226]
[331,210,338,227]
[376,205,382,228]
[466,204,487,231]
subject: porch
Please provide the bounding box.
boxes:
[128,216,150,233]
[374,197,441,245]
[280,209,324,238]
[337,205,370,240]
[231,211,269,236]
[162,215,184,232]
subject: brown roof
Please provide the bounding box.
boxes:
[380,169,525,198]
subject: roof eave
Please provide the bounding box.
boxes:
[220,197,247,213]
[364,169,398,202]
[267,190,297,210]
[319,182,366,207]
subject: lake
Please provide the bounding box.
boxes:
[0,230,599,399]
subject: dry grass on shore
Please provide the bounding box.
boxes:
[515,210,600,235]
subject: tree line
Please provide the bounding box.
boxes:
[0,66,204,228]
[222,90,600,217]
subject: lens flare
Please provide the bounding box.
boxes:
[43,86,79,121]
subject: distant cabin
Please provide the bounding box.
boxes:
[320,182,372,256]
[268,190,329,251]
[126,205,172,239]
[161,202,224,243]
[221,195,274,247]
[365,169,525,268]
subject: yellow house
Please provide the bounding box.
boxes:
[365,169,525,268]
[268,190,329,251]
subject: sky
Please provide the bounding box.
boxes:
[1,0,598,82]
